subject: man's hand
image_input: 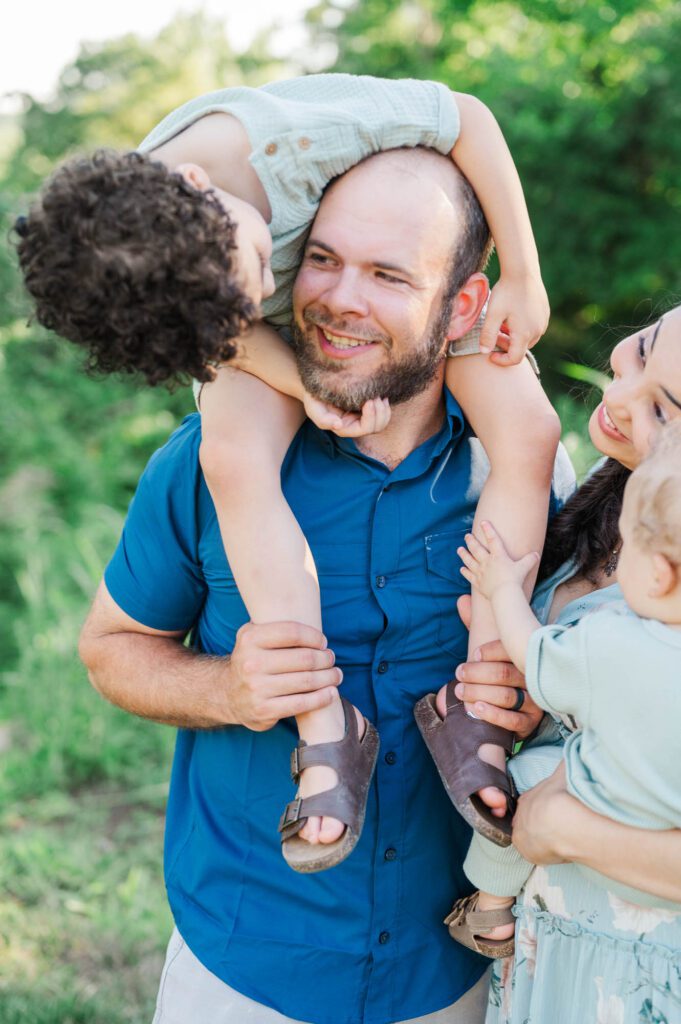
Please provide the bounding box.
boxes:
[227,621,342,731]
[511,762,575,864]
[453,595,543,738]
[302,393,391,438]
[479,273,549,365]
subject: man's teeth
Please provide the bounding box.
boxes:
[322,329,371,349]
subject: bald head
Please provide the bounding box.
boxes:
[322,147,492,292]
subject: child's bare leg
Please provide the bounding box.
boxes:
[439,355,560,813]
[200,366,363,845]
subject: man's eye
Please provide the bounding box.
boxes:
[308,252,331,264]
[376,271,403,284]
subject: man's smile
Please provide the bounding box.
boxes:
[314,324,384,360]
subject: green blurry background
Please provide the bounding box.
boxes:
[0,1,679,1020]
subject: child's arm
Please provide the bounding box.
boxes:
[199,324,391,626]
[450,93,549,364]
[459,515,542,673]
[447,355,560,669]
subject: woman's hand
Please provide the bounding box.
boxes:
[454,594,543,738]
[511,762,579,864]
[302,393,391,437]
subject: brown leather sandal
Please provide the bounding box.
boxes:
[414,681,516,846]
[444,892,515,958]
[278,697,379,873]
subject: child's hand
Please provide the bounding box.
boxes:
[458,522,539,599]
[302,393,391,437]
[479,274,550,366]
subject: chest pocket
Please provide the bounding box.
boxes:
[425,531,469,659]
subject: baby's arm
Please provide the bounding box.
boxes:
[451,93,548,363]
[459,518,545,674]
[447,354,560,666]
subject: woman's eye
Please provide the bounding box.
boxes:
[309,252,330,264]
[638,334,647,365]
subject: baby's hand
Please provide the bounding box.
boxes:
[459,522,539,599]
[302,393,391,438]
[479,274,549,366]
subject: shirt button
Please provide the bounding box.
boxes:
[375,575,387,589]
[377,661,389,674]
[385,751,397,765]
[265,142,278,156]
[384,847,397,862]
[379,931,391,945]
[298,136,311,149]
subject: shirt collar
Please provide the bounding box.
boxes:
[316,386,466,472]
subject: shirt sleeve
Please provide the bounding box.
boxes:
[526,620,592,723]
[104,417,208,631]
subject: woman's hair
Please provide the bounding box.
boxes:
[539,456,631,583]
[13,149,257,386]
[628,421,681,565]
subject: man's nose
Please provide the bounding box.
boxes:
[321,268,370,318]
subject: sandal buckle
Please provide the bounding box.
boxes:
[290,746,301,781]
[278,798,302,832]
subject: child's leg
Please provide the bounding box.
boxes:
[200,366,364,846]
[440,355,561,814]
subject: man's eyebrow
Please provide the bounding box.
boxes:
[305,238,415,277]
[306,238,337,255]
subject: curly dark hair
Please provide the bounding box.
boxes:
[13,149,257,386]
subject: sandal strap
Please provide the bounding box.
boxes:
[466,905,516,931]
[279,699,379,842]
[437,699,515,798]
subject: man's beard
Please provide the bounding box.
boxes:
[290,300,453,413]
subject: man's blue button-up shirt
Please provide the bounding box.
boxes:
[105,391,574,1024]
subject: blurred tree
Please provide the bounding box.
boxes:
[1,11,287,197]
[305,0,681,368]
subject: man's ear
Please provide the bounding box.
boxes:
[649,553,677,598]
[445,273,489,342]
[175,163,211,192]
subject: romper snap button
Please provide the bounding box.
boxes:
[298,137,311,149]
[265,142,278,156]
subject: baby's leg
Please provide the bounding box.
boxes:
[441,355,560,814]
[200,366,363,845]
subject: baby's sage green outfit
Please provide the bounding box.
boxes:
[139,73,479,355]
[482,561,681,1024]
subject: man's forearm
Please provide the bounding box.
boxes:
[82,631,235,729]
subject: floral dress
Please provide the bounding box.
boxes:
[486,564,681,1024]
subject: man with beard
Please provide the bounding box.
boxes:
[79,148,573,1024]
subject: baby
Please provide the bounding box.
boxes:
[448,422,681,955]
[15,73,559,871]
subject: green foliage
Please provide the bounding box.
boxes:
[306,0,681,362]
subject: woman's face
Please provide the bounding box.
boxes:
[589,305,681,470]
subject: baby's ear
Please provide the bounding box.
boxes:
[648,553,677,598]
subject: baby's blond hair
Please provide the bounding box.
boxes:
[627,421,681,565]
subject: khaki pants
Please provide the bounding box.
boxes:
[152,929,491,1024]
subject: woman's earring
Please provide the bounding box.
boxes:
[604,546,620,577]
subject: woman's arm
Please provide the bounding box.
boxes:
[512,763,681,903]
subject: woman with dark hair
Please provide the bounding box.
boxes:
[449,305,681,1022]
